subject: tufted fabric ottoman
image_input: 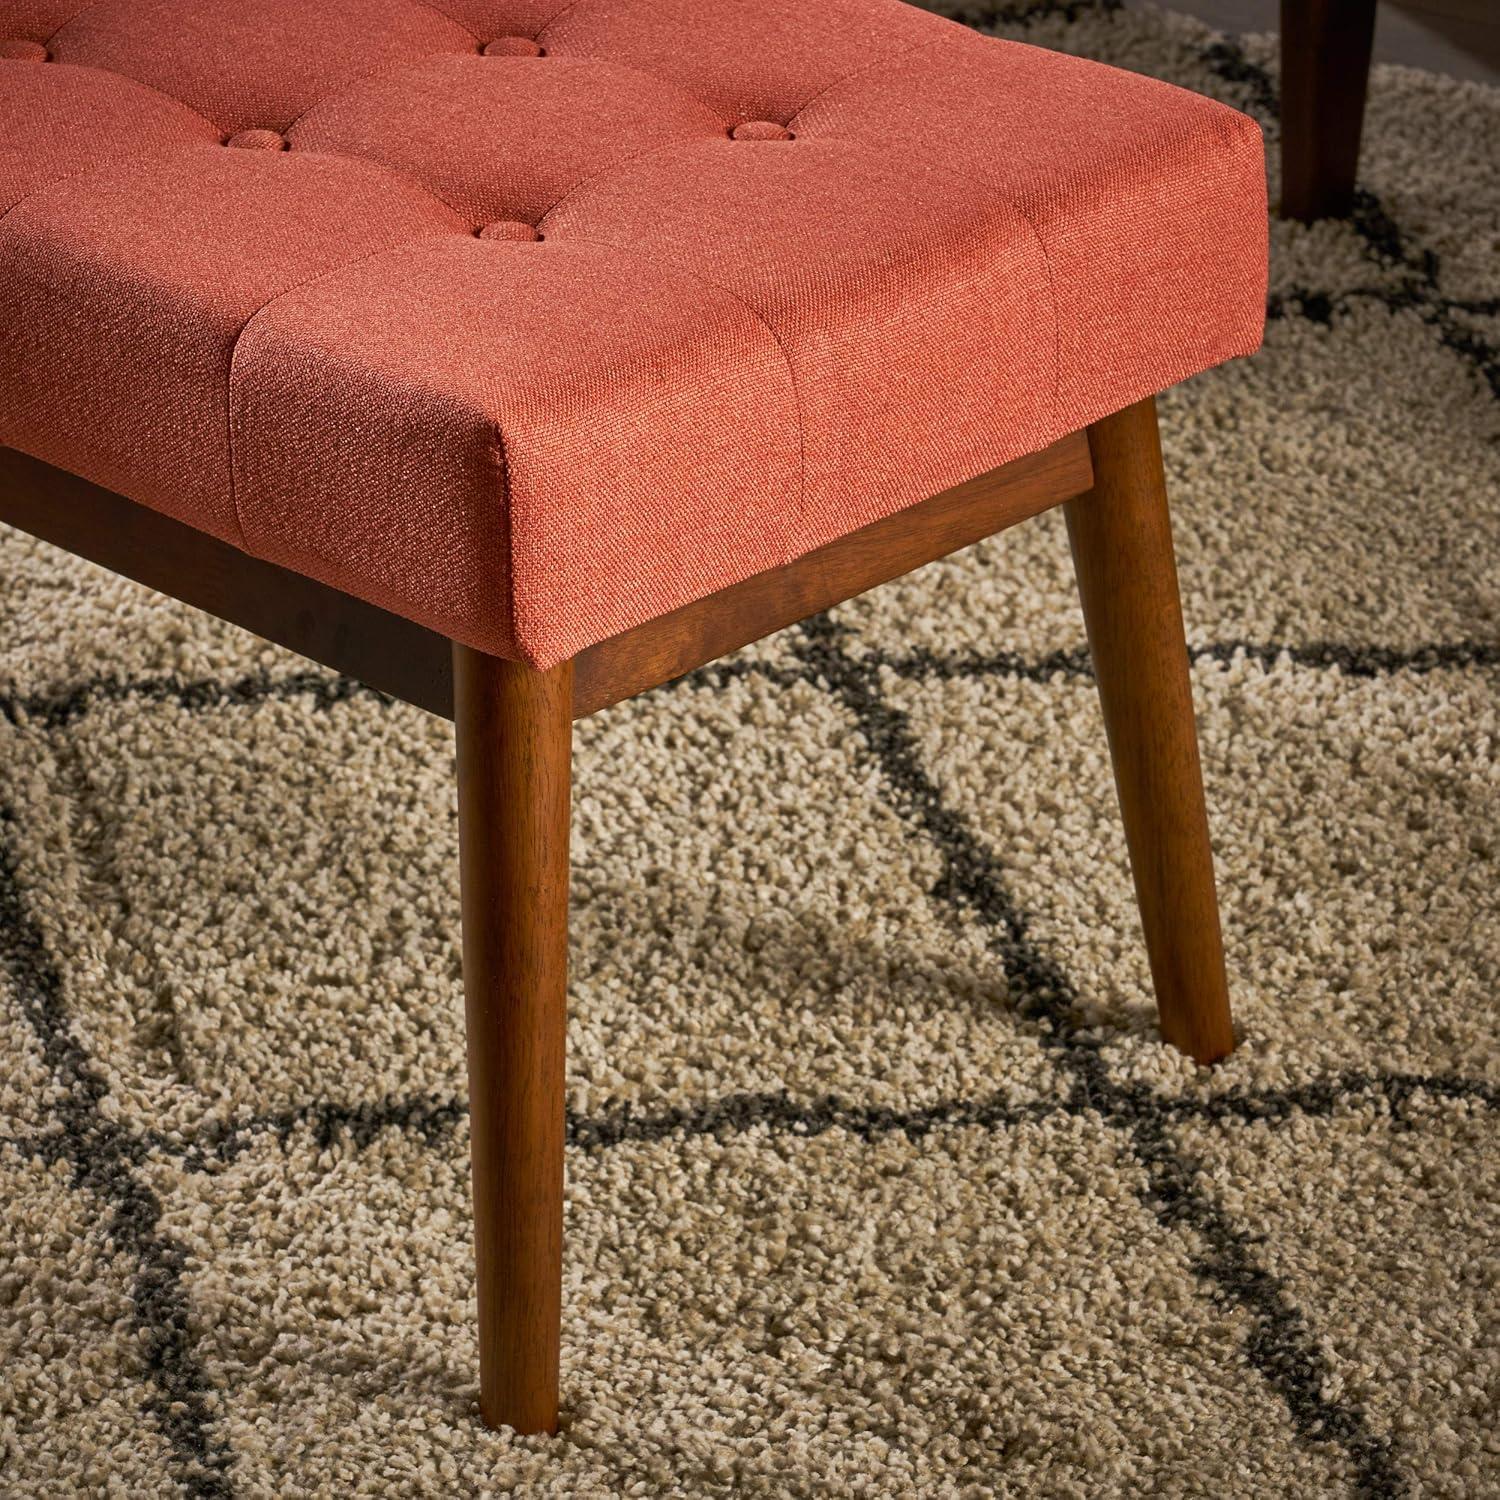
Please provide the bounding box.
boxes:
[0,0,1266,1436]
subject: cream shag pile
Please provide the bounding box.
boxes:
[1,4,1496,1495]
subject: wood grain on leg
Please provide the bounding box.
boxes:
[1280,0,1378,222]
[1065,399,1235,1065]
[453,646,573,1433]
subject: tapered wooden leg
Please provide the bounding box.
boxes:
[1065,399,1235,1065]
[1280,0,1377,222]
[453,644,572,1434]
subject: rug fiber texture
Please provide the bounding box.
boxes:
[1,3,1497,1495]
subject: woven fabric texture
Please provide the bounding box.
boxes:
[0,0,1266,665]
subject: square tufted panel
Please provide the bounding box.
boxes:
[0,0,1266,667]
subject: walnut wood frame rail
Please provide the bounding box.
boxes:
[0,396,1235,1436]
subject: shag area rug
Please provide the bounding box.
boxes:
[2,4,1496,1496]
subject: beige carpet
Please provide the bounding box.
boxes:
[2,4,1497,1495]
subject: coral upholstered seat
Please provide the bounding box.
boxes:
[0,0,1265,667]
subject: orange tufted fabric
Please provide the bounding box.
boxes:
[0,0,1266,667]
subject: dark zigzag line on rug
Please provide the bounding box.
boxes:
[790,612,1408,1498]
[1,636,1494,731]
[80,1068,1492,1172]
[0,802,236,1498]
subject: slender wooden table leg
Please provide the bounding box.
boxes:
[1065,398,1235,1065]
[453,644,573,1434]
[1279,0,1378,222]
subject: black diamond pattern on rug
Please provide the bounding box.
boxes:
[1,3,1496,1495]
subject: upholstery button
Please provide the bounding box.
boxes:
[477,220,541,242]
[481,36,542,56]
[731,121,793,141]
[226,128,288,151]
[0,38,49,60]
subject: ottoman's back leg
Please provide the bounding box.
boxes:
[1065,398,1236,1065]
[1279,0,1377,222]
[453,646,572,1434]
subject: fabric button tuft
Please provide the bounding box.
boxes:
[477,220,541,242]
[226,128,288,151]
[0,38,49,60]
[731,121,794,141]
[481,37,542,56]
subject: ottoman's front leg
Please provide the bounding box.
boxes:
[1065,398,1236,1066]
[453,645,573,1435]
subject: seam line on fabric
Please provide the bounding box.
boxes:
[782,135,1067,440]
[222,230,465,552]
[534,0,597,47]
[554,234,809,568]
[398,0,481,40]
[488,426,526,663]
[43,0,103,45]
[1013,199,1062,438]
[281,48,479,135]
[787,32,951,129]
[854,151,1063,436]
[535,133,725,227]
[3,66,224,143]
